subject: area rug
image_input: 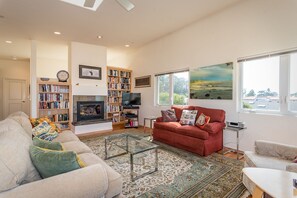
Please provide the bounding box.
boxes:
[81,132,247,198]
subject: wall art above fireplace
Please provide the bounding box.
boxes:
[79,65,102,80]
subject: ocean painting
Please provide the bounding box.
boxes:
[190,62,233,100]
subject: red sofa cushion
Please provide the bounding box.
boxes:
[171,105,194,121]
[175,125,209,140]
[194,106,225,123]
[203,122,225,134]
[154,122,181,132]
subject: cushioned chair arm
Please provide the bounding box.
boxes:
[255,140,297,160]
[0,164,108,198]
[156,117,163,122]
[203,122,225,134]
[286,164,297,173]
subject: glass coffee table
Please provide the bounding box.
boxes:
[104,133,159,181]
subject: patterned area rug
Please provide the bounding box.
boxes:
[81,132,247,198]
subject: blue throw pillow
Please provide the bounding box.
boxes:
[29,146,85,178]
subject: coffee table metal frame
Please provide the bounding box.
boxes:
[104,133,158,181]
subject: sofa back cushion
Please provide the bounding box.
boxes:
[171,105,194,121]
[8,111,32,137]
[0,118,41,193]
[194,106,225,123]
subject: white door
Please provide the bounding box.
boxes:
[3,79,30,118]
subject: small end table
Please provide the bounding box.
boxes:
[143,117,157,141]
[223,126,247,160]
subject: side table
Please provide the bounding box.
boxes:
[223,126,247,160]
[143,117,157,141]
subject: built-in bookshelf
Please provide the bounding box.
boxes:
[107,66,132,125]
[37,80,71,130]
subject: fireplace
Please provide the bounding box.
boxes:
[77,101,104,122]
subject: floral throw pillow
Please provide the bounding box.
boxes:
[161,109,177,122]
[196,113,211,129]
[179,110,198,126]
[32,121,52,137]
[30,117,61,133]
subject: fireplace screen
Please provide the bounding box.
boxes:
[77,101,104,122]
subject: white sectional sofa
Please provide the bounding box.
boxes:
[0,112,123,198]
[243,140,297,194]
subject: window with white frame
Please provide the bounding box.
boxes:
[239,50,297,114]
[156,71,189,106]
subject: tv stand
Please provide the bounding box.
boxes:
[122,108,139,128]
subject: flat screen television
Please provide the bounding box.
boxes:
[122,93,141,106]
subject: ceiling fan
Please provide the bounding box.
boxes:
[61,0,135,12]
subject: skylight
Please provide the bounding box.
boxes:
[61,0,104,11]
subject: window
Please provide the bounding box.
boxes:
[156,71,189,106]
[239,50,297,114]
[289,53,297,112]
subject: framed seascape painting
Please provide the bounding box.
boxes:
[190,62,233,100]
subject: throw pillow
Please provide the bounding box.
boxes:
[30,117,61,133]
[161,109,177,122]
[29,145,85,178]
[38,131,59,141]
[32,121,59,141]
[196,113,211,129]
[32,121,52,137]
[33,137,63,151]
[179,110,198,126]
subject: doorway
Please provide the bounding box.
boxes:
[3,78,30,118]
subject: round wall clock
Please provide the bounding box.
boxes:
[57,70,69,82]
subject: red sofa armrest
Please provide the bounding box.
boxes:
[156,117,163,122]
[204,122,225,134]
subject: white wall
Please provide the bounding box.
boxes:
[115,0,297,151]
[36,41,68,78]
[70,42,107,96]
[0,59,30,120]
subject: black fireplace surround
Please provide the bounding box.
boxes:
[77,101,104,122]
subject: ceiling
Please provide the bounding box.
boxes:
[0,0,243,60]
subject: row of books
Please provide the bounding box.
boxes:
[39,101,69,109]
[107,77,131,84]
[108,70,131,78]
[39,93,67,102]
[112,113,121,122]
[108,83,130,90]
[108,90,124,97]
[108,97,120,103]
[120,71,131,78]
[52,114,69,122]
[107,105,122,113]
[40,85,69,93]
[108,70,119,77]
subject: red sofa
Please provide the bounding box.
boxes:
[153,105,226,156]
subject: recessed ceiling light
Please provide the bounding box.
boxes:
[54,32,61,35]
[5,40,12,44]
[97,35,103,39]
[124,44,130,48]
